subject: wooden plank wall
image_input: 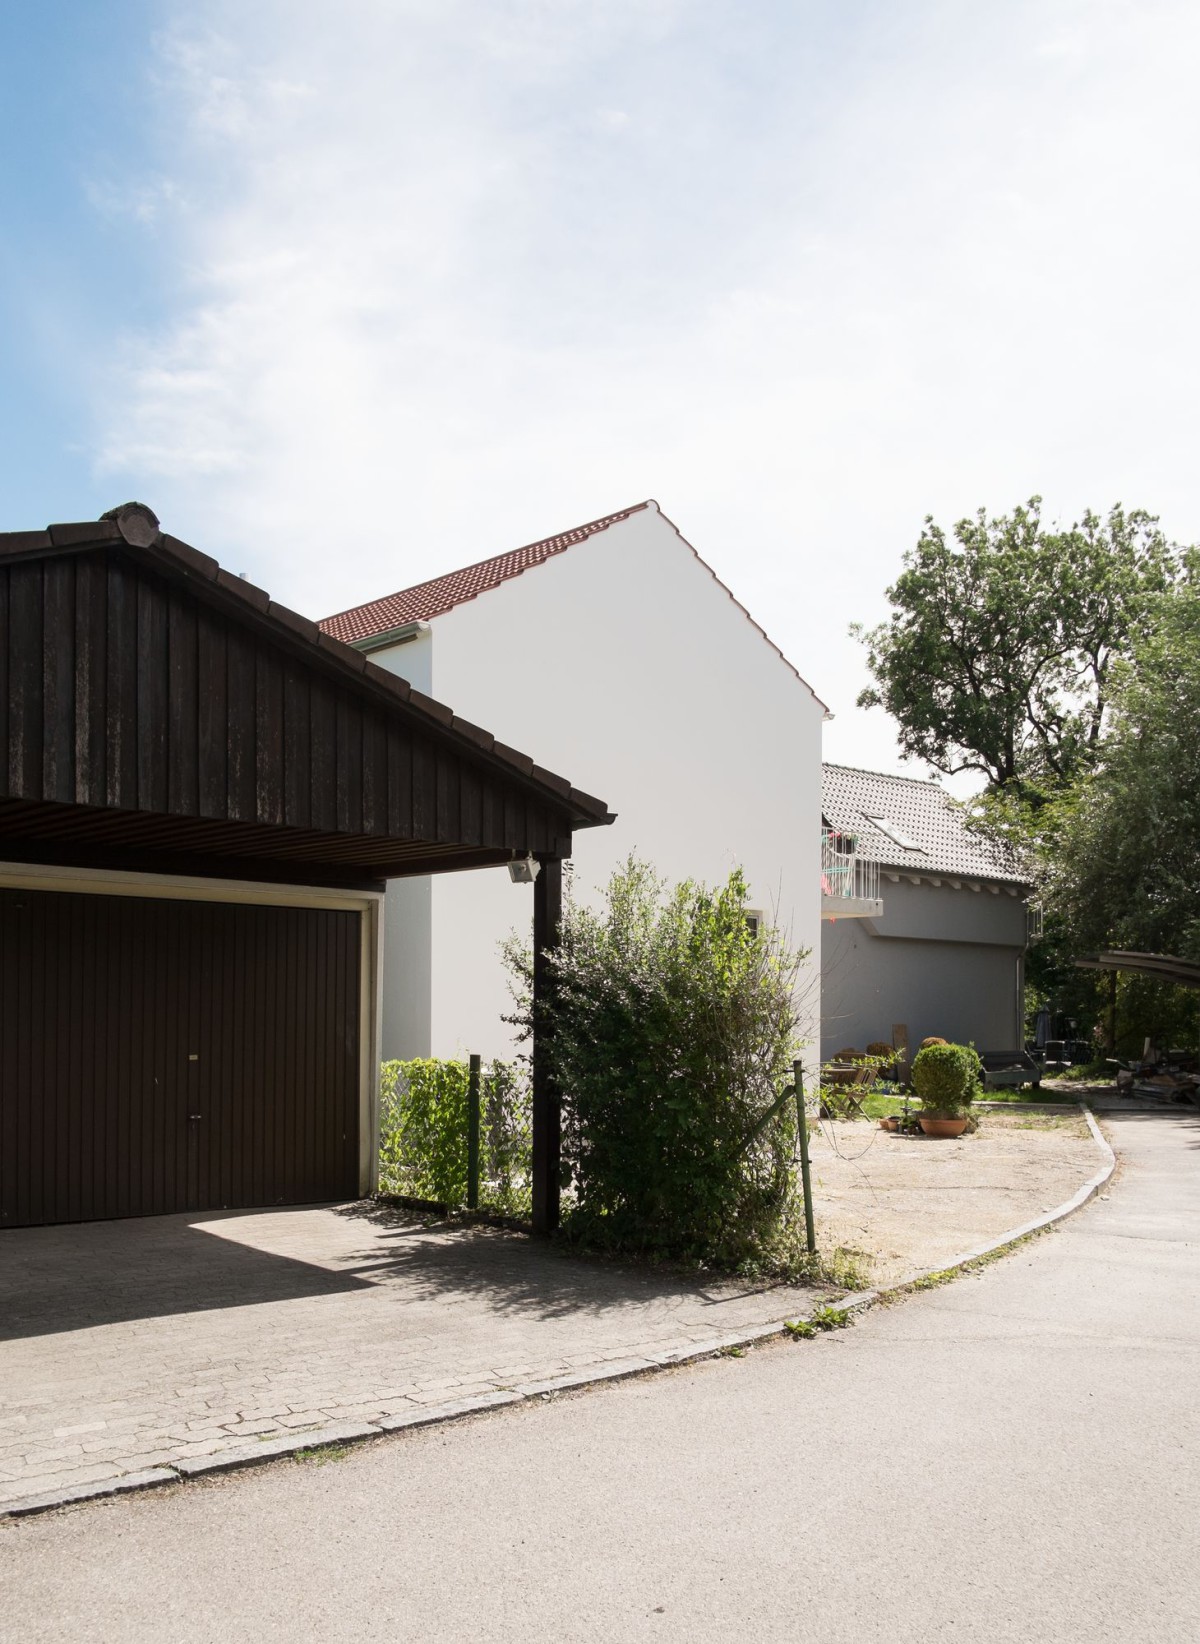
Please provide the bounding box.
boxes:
[0,551,558,857]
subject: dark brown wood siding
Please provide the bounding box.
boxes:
[0,886,360,1228]
[0,548,567,876]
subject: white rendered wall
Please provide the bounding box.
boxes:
[370,629,436,1060]
[373,504,825,1064]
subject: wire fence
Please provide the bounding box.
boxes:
[378,1057,533,1218]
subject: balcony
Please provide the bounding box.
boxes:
[821,827,884,920]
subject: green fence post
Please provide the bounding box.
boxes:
[467,1054,481,1211]
[794,1059,817,1255]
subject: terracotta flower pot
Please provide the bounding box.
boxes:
[880,1116,899,1131]
[918,1116,968,1138]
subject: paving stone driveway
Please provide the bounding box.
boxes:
[0,1204,826,1508]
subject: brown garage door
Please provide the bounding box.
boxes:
[0,887,361,1228]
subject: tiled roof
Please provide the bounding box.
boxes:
[319,500,829,709]
[320,504,651,644]
[822,763,1029,886]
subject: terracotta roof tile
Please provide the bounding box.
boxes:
[321,503,650,643]
[319,500,829,711]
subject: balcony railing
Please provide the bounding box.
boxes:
[821,828,883,918]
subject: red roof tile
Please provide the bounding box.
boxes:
[320,499,829,711]
[320,503,650,644]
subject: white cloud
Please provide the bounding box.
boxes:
[93,0,1200,780]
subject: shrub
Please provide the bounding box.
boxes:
[379,1058,468,1203]
[504,857,812,1273]
[866,1040,894,1059]
[481,1060,534,1216]
[919,1035,948,1050]
[378,1057,532,1212]
[911,1043,981,1116]
[833,1046,861,1062]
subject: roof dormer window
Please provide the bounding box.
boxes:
[863,813,923,853]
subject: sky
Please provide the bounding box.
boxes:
[3,0,1198,781]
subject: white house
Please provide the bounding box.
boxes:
[321,501,829,1062]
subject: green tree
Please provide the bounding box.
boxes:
[1051,558,1200,959]
[854,499,1176,793]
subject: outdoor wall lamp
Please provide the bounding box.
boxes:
[507,854,541,884]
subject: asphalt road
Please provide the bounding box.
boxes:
[3,1110,1198,1643]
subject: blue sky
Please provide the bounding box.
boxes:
[4,0,1199,778]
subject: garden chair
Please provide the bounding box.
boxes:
[822,1061,874,1120]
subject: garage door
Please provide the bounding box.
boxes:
[0,887,361,1228]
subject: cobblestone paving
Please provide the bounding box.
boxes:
[0,1205,825,1507]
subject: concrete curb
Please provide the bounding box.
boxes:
[1,1106,1116,1523]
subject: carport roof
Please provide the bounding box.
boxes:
[0,504,613,886]
[1075,951,1200,989]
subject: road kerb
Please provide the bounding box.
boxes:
[0,1467,178,1518]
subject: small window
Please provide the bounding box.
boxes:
[744,910,764,939]
[862,813,923,853]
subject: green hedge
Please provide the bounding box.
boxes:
[378,1058,532,1214]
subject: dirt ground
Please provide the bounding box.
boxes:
[806,1107,1105,1285]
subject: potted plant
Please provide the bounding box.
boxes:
[911,1042,980,1138]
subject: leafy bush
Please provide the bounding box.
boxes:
[866,1040,894,1059]
[481,1061,534,1215]
[919,1035,948,1050]
[505,858,812,1273]
[911,1043,981,1115]
[379,1058,468,1203]
[379,1058,532,1213]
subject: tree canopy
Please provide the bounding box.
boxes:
[1049,557,1200,961]
[854,499,1176,793]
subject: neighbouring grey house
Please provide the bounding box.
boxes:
[820,764,1034,1059]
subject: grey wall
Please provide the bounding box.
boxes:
[821,877,1026,1058]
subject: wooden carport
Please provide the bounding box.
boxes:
[0,503,609,1233]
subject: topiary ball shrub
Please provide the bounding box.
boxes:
[918,1035,948,1051]
[866,1041,894,1059]
[911,1043,981,1116]
[833,1047,861,1062]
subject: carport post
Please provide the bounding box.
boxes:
[531,857,563,1235]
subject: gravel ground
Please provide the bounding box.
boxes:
[807,1107,1103,1283]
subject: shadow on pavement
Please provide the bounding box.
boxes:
[331,1200,796,1321]
[0,1208,372,1342]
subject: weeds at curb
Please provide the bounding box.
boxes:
[811,1304,851,1330]
[784,1305,852,1340]
[783,1319,818,1339]
[292,1444,352,1466]
[895,1225,1055,1299]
